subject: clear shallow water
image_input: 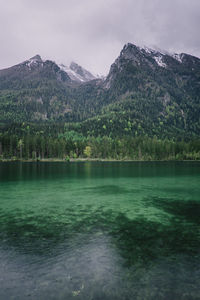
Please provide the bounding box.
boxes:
[0,162,199,300]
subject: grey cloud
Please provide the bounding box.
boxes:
[0,0,199,75]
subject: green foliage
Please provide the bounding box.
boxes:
[1,48,200,140]
[0,48,200,158]
[0,123,199,161]
[65,155,70,162]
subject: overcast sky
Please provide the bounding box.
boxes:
[0,0,200,75]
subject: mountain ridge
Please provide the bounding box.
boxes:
[0,42,200,139]
[0,55,98,84]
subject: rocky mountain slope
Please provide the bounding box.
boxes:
[0,43,200,139]
[84,43,200,138]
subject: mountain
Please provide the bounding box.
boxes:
[0,44,200,139]
[59,62,97,82]
[81,43,200,138]
[0,55,75,122]
[0,55,97,85]
[0,55,71,88]
[104,43,200,93]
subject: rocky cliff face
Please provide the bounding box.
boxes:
[104,43,200,90]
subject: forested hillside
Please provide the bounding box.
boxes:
[0,43,200,160]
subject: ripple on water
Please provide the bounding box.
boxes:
[0,162,200,299]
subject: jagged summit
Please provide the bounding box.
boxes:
[0,43,200,139]
[0,54,96,84]
[119,43,178,68]
[23,54,44,69]
[29,54,43,61]
[59,61,96,82]
[120,42,200,68]
[70,61,96,81]
[104,41,200,90]
[108,42,199,77]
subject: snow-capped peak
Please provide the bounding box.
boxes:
[59,62,97,83]
[138,45,185,65]
[25,55,43,69]
[59,63,85,82]
[122,43,186,68]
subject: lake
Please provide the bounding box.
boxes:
[0,162,199,300]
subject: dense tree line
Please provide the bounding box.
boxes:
[0,124,200,161]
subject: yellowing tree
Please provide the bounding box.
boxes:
[84,146,92,158]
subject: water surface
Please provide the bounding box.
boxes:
[0,162,200,299]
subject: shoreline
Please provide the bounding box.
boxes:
[0,158,199,163]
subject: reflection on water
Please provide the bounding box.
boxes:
[0,162,200,299]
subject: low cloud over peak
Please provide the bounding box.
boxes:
[0,0,200,75]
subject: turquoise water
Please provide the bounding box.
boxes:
[0,162,200,299]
